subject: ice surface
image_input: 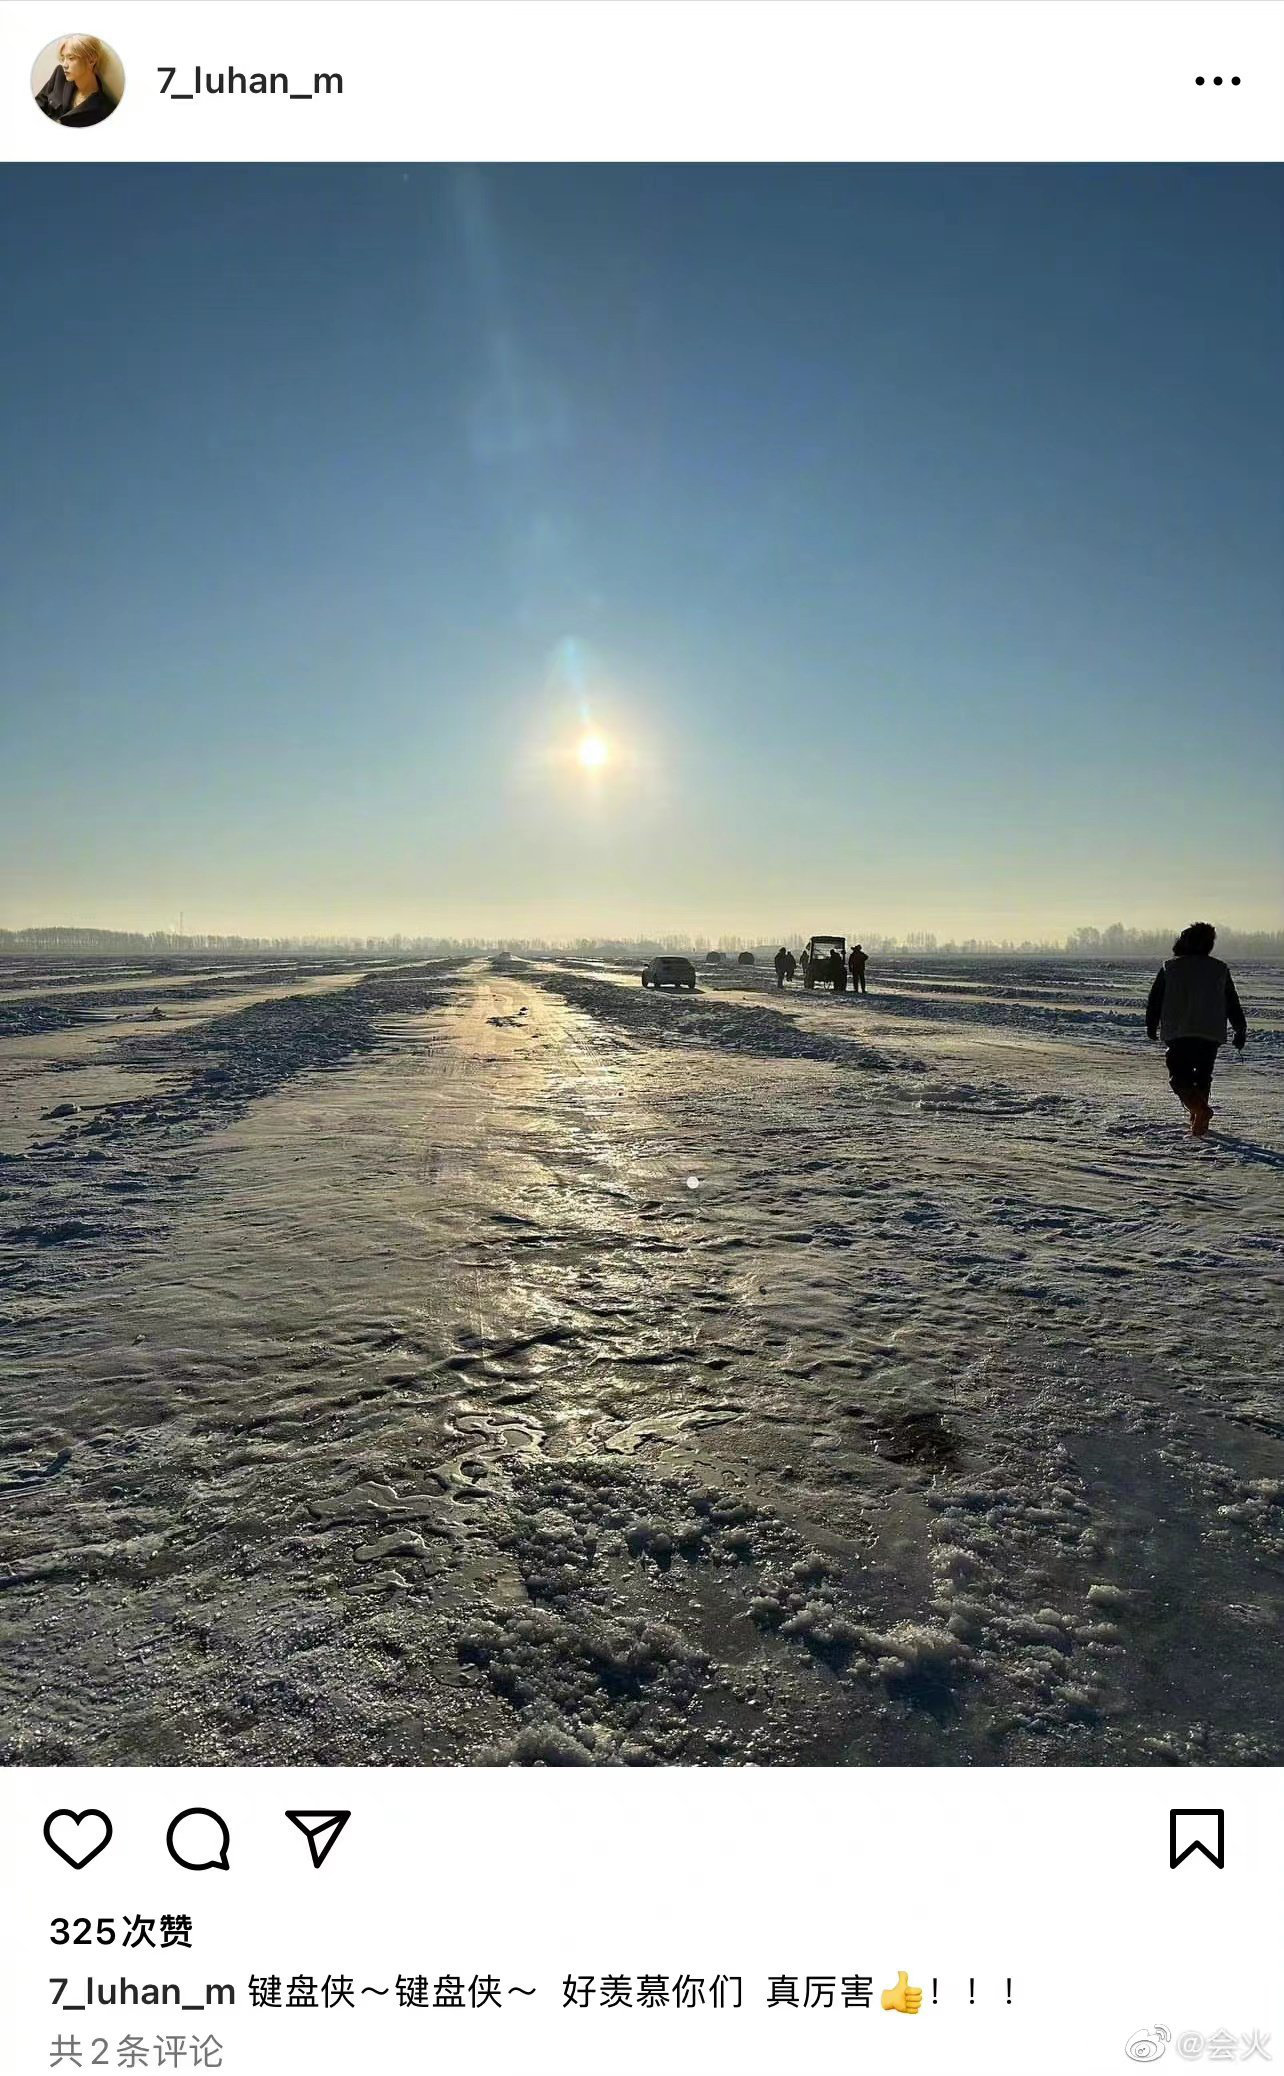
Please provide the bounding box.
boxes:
[0,952,1280,1764]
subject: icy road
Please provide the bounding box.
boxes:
[1,953,1281,1765]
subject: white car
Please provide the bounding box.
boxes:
[641,957,697,990]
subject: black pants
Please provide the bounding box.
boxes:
[1166,1037,1218,1103]
[851,971,866,993]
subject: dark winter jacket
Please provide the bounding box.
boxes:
[36,66,116,126]
[1146,955,1246,1047]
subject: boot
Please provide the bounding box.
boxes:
[1190,1098,1213,1137]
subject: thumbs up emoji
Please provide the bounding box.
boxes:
[881,1971,923,2015]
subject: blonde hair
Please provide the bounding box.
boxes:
[60,34,106,76]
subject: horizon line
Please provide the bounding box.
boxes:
[5,918,1283,953]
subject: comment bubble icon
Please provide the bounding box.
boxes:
[167,1807,231,1871]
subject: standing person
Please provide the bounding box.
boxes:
[849,943,868,994]
[773,946,788,989]
[1145,921,1247,1137]
[829,947,847,991]
[784,950,797,983]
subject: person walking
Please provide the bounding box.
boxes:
[784,950,797,983]
[848,943,868,994]
[774,946,788,989]
[1145,921,1247,1137]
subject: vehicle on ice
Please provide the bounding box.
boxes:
[802,934,846,989]
[642,956,697,989]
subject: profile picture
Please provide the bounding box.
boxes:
[31,32,124,128]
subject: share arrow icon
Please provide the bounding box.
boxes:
[285,1810,351,1869]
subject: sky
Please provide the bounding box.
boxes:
[1,163,1280,942]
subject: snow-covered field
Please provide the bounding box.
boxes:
[1,951,1280,1766]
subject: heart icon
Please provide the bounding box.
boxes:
[44,1809,113,1870]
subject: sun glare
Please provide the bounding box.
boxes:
[577,732,609,770]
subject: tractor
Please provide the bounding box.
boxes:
[802,934,847,990]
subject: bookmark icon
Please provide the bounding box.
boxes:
[1169,1809,1225,1869]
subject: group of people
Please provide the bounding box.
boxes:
[773,944,869,992]
[762,920,1249,1140]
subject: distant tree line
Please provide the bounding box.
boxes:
[0,926,460,957]
[3,920,1280,962]
[1060,921,1284,959]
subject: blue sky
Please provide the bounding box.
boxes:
[1,164,1279,940]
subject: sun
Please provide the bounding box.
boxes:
[577,732,609,770]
